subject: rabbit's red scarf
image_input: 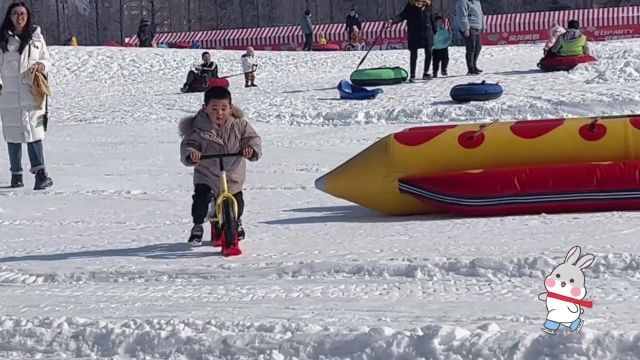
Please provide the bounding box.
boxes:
[547,292,593,308]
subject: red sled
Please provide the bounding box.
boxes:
[399,160,640,217]
[312,43,341,51]
[538,54,597,72]
[207,78,230,89]
[184,77,230,93]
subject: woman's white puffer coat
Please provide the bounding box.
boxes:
[0,26,51,143]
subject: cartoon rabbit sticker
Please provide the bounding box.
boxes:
[538,246,595,335]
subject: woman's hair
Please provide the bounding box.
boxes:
[0,2,35,54]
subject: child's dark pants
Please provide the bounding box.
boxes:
[192,184,244,224]
[432,48,449,75]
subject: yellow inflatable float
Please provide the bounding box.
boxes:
[315,114,640,216]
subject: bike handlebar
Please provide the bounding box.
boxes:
[200,152,243,160]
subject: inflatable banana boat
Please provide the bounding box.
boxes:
[315,115,640,216]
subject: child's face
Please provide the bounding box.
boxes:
[437,19,443,27]
[203,99,232,126]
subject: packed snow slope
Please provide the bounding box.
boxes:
[1,40,640,359]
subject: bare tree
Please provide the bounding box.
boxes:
[329,0,334,22]
[119,0,124,44]
[240,0,245,27]
[187,0,191,31]
[93,0,101,44]
[55,0,62,43]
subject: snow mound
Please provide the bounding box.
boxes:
[2,316,639,360]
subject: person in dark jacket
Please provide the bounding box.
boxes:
[137,19,154,48]
[181,52,219,93]
[346,8,362,39]
[391,0,436,81]
[301,10,313,51]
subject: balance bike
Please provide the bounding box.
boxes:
[201,152,243,257]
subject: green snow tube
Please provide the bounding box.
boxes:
[350,67,409,86]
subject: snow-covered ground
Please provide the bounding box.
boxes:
[1,40,640,359]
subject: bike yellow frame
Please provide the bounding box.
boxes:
[214,170,238,224]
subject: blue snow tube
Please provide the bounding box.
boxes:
[338,80,383,100]
[450,81,503,103]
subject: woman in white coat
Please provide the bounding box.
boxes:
[0,2,52,190]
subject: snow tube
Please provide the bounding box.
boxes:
[207,78,230,89]
[171,42,191,49]
[350,67,408,86]
[538,55,597,72]
[314,114,640,215]
[337,80,383,100]
[313,43,341,51]
[399,160,640,217]
[450,81,503,103]
[186,78,230,93]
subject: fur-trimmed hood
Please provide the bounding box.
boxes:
[178,104,262,195]
[179,105,245,137]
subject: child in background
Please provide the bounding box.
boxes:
[241,46,258,87]
[350,26,365,50]
[544,22,566,56]
[432,15,451,77]
[319,32,328,45]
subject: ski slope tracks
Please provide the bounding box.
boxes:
[1,40,640,359]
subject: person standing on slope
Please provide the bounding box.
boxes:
[301,10,314,51]
[456,0,484,75]
[241,46,258,87]
[137,19,155,48]
[346,8,362,39]
[390,0,437,82]
[0,2,53,190]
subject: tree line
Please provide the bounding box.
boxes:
[1,0,635,45]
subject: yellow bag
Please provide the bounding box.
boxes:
[26,66,50,108]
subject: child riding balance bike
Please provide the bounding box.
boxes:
[179,87,262,256]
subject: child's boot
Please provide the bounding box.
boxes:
[441,69,448,76]
[237,219,245,241]
[188,223,204,245]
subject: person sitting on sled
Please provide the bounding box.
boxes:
[181,51,219,92]
[179,87,262,245]
[548,19,590,57]
[318,32,328,45]
[241,46,258,87]
[349,26,365,50]
[543,22,566,57]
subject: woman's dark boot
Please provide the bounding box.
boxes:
[34,169,53,190]
[11,174,23,188]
